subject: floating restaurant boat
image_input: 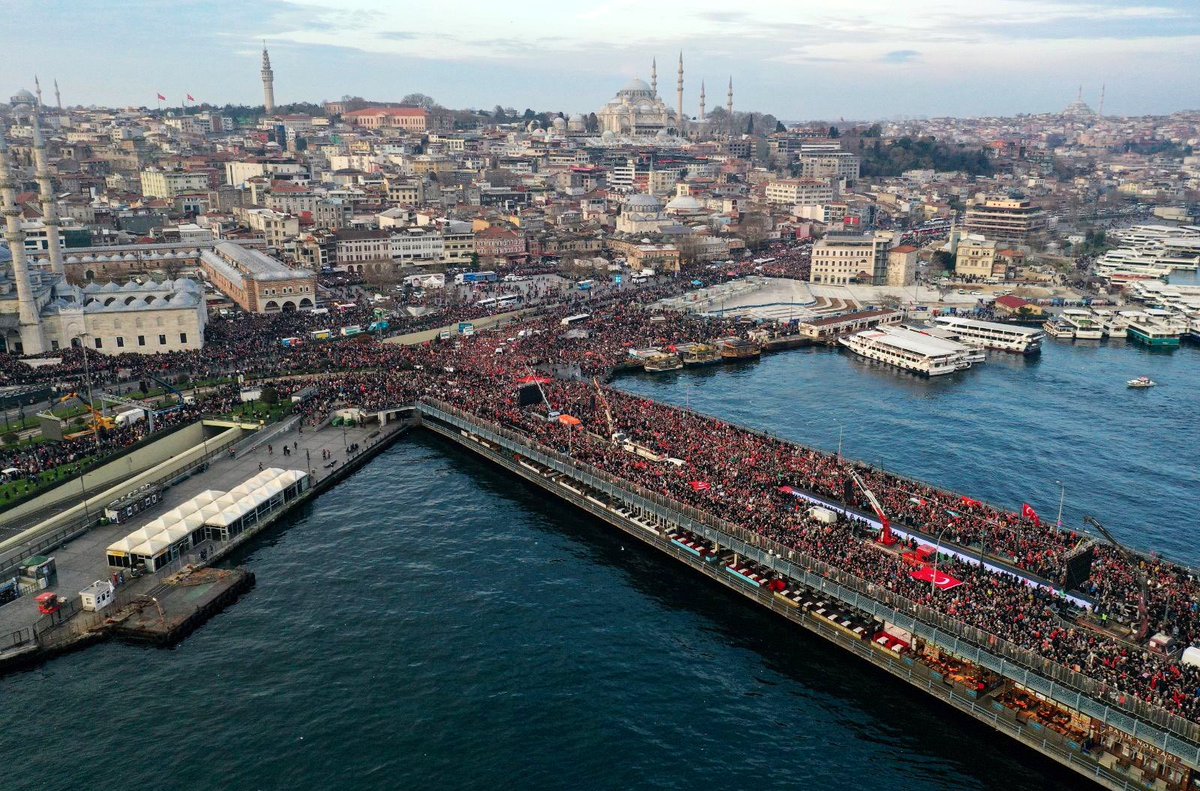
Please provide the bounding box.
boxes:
[717,337,762,360]
[1127,376,1156,389]
[675,342,722,366]
[931,315,1044,354]
[642,352,683,372]
[838,326,974,376]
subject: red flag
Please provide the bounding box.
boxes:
[911,566,964,591]
[1022,503,1041,527]
[960,496,981,508]
[187,94,195,102]
[157,93,166,101]
[689,481,711,492]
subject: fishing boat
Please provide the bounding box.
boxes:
[676,342,722,366]
[717,337,762,360]
[643,353,683,373]
[1126,376,1156,389]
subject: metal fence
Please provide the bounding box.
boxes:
[416,399,1200,766]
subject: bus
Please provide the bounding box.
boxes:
[560,313,591,327]
[477,294,520,310]
[333,302,357,312]
[340,325,364,337]
[309,329,332,341]
[279,336,303,348]
[455,271,498,285]
[577,279,595,291]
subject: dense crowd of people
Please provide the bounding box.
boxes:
[2,261,1198,730]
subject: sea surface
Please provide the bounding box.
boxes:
[3,283,1197,790]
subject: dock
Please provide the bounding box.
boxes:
[107,567,255,644]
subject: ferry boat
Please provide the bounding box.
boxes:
[1091,309,1130,338]
[907,325,985,364]
[1127,314,1182,348]
[930,315,1044,354]
[643,353,683,372]
[717,337,762,360]
[838,326,974,376]
[1060,309,1105,340]
[1127,376,1156,389]
[1042,319,1075,340]
[675,342,722,366]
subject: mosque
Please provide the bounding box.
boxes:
[596,54,730,140]
[1,97,206,356]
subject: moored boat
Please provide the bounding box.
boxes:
[643,352,683,372]
[717,337,762,360]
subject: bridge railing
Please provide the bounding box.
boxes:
[416,398,1200,765]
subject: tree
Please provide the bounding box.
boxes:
[829,126,840,138]
[260,385,279,406]
[402,93,438,110]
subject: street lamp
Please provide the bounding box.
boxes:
[930,525,951,599]
[1055,480,1066,529]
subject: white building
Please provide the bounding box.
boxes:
[810,231,891,285]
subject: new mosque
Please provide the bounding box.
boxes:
[0,98,206,356]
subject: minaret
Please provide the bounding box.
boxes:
[54,79,61,110]
[0,132,45,353]
[676,52,685,137]
[1098,84,1105,117]
[726,76,734,137]
[34,76,43,108]
[261,43,276,115]
[651,57,657,96]
[699,80,706,122]
[32,114,65,276]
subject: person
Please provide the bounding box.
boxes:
[258,461,263,471]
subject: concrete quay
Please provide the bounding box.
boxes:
[0,414,410,667]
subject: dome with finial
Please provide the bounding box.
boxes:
[10,88,35,105]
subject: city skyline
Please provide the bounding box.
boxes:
[2,0,1199,118]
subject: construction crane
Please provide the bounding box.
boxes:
[148,376,188,413]
[99,392,158,431]
[49,392,115,438]
[848,468,896,546]
[1083,515,1151,641]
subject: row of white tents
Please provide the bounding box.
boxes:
[106,468,310,571]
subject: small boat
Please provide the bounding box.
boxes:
[643,353,683,373]
[1126,376,1156,389]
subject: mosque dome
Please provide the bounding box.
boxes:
[551,116,567,131]
[625,193,663,211]
[567,114,586,132]
[666,195,703,212]
[621,78,653,94]
[11,88,35,104]
[600,130,616,141]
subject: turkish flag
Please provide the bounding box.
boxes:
[187,94,195,101]
[911,566,964,591]
[157,93,166,101]
[1022,503,1041,527]
[961,496,982,507]
[689,481,711,492]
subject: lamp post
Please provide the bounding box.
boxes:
[931,525,950,599]
[1055,480,1066,529]
[76,334,100,456]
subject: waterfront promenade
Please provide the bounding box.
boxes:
[0,417,388,647]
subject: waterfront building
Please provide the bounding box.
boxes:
[198,241,316,314]
[954,234,997,279]
[963,197,1046,244]
[810,231,891,285]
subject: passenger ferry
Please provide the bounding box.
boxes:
[643,353,684,373]
[931,315,1044,354]
[907,324,985,364]
[1060,308,1105,340]
[1090,309,1130,338]
[1127,314,1182,348]
[1042,319,1075,340]
[838,326,974,376]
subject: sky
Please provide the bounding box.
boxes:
[2,0,1199,120]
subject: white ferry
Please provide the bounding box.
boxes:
[931,315,1044,354]
[910,324,985,363]
[1090,309,1130,338]
[839,326,974,376]
[1042,319,1075,340]
[1060,308,1105,340]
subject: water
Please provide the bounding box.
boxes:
[616,330,1199,564]
[3,295,1197,789]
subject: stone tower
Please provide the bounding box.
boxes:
[261,44,276,115]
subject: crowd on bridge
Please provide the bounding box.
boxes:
[3,259,1200,732]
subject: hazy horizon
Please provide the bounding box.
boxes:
[3,0,1199,120]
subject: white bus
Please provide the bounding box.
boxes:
[560,313,591,327]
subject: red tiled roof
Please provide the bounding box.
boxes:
[995,295,1031,309]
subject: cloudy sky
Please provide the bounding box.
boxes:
[3,0,1198,119]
